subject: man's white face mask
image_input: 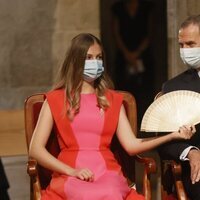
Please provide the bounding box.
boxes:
[180,47,200,69]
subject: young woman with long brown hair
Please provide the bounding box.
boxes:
[29,33,195,200]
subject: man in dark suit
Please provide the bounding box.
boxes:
[158,15,200,200]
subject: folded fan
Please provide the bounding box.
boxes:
[140,90,200,132]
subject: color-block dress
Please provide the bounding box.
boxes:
[42,89,144,200]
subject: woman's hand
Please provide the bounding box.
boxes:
[172,125,196,140]
[70,168,94,182]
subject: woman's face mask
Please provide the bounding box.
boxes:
[180,48,200,69]
[83,59,104,82]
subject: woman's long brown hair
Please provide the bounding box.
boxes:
[53,33,114,119]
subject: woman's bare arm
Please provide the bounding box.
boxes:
[29,100,94,181]
[116,105,195,155]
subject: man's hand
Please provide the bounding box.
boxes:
[188,149,200,184]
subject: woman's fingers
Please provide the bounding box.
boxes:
[178,125,196,139]
[191,125,196,133]
[76,168,94,181]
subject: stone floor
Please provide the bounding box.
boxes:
[2,156,29,200]
[0,110,29,200]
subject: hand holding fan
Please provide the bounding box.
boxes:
[140,90,200,132]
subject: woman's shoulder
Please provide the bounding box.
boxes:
[106,89,124,102]
[46,88,65,99]
[45,89,66,112]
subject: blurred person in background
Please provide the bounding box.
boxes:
[111,0,155,125]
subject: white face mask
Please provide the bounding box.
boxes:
[83,60,104,82]
[180,48,200,69]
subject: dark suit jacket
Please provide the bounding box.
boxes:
[158,68,200,161]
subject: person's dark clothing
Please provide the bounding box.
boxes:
[0,159,10,200]
[112,0,152,51]
[111,0,155,124]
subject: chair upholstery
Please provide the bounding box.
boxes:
[25,91,156,200]
[154,92,188,200]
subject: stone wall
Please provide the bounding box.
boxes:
[167,0,200,79]
[0,0,100,109]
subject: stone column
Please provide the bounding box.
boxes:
[52,0,100,79]
[167,0,200,79]
[0,0,100,109]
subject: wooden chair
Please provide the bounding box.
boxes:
[154,92,188,200]
[25,91,156,200]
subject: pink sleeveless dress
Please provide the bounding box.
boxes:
[42,89,144,200]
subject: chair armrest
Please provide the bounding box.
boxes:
[135,155,156,174]
[169,160,182,177]
[27,158,41,200]
[163,160,187,200]
[135,155,156,200]
[27,158,38,177]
